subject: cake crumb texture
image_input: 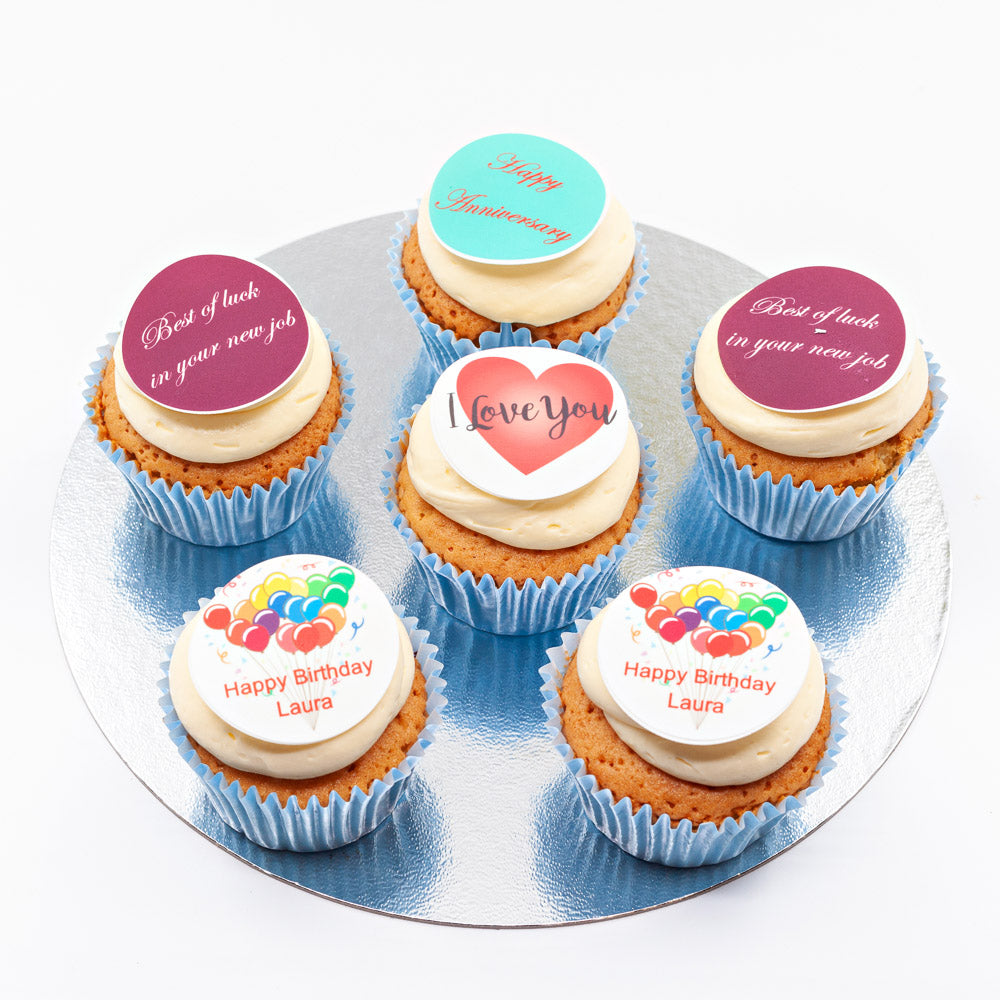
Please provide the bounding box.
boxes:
[560,655,831,828]
[187,664,428,809]
[91,356,343,497]
[395,451,641,587]
[401,224,633,345]
[692,384,934,494]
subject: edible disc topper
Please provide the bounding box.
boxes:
[427,133,608,265]
[717,266,913,412]
[120,254,310,414]
[429,347,629,502]
[187,555,401,745]
[598,567,812,745]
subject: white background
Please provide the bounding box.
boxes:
[4,2,996,995]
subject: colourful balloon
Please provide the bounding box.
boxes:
[203,605,231,630]
[690,625,713,654]
[253,609,280,635]
[249,585,270,611]
[741,621,767,648]
[301,596,324,621]
[234,599,257,622]
[706,631,732,657]
[312,618,336,646]
[319,604,347,632]
[263,572,292,596]
[749,605,776,629]
[225,619,251,646]
[658,590,684,613]
[680,584,700,607]
[267,590,291,616]
[629,583,658,609]
[243,624,270,653]
[707,604,732,630]
[645,606,671,631]
[659,616,686,644]
[286,576,309,598]
[728,630,752,656]
[275,622,297,653]
[723,609,749,631]
[322,582,351,608]
[737,593,762,614]
[694,596,720,617]
[284,595,307,623]
[293,623,318,654]
[717,588,737,609]
[329,566,356,590]
[307,574,330,597]
[676,606,702,632]
[763,591,789,615]
[696,579,724,601]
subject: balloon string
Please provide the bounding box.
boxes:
[655,634,709,730]
[288,649,309,703]
[262,644,285,685]
[243,648,284,691]
[655,634,676,684]
[308,644,321,730]
[688,643,708,730]
[698,650,709,727]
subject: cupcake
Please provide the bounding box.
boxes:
[87,254,353,546]
[389,133,647,373]
[161,554,446,852]
[541,567,845,867]
[682,266,944,541]
[384,347,655,634]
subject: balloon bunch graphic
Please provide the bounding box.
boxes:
[629,577,788,658]
[203,566,356,655]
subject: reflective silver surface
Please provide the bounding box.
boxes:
[51,216,950,926]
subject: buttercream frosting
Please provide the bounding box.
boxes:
[405,401,640,550]
[416,194,635,326]
[578,607,825,787]
[169,614,415,781]
[112,313,333,464]
[694,297,928,459]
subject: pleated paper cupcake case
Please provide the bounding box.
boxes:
[387,209,649,375]
[539,611,847,867]
[159,607,446,852]
[84,331,355,547]
[382,407,658,636]
[680,342,947,542]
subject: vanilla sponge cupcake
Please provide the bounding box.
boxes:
[87,254,352,545]
[390,134,646,373]
[385,347,655,634]
[398,403,642,586]
[162,554,445,851]
[683,266,944,540]
[541,567,845,866]
[402,194,635,346]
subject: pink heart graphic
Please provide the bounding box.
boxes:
[455,356,616,475]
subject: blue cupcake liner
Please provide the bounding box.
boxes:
[387,209,649,376]
[681,341,946,541]
[540,609,847,867]
[160,605,446,852]
[382,407,657,635]
[84,330,355,547]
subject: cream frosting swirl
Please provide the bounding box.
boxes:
[417,194,635,326]
[112,313,333,464]
[693,297,928,459]
[577,608,825,787]
[168,614,415,781]
[405,401,640,550]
